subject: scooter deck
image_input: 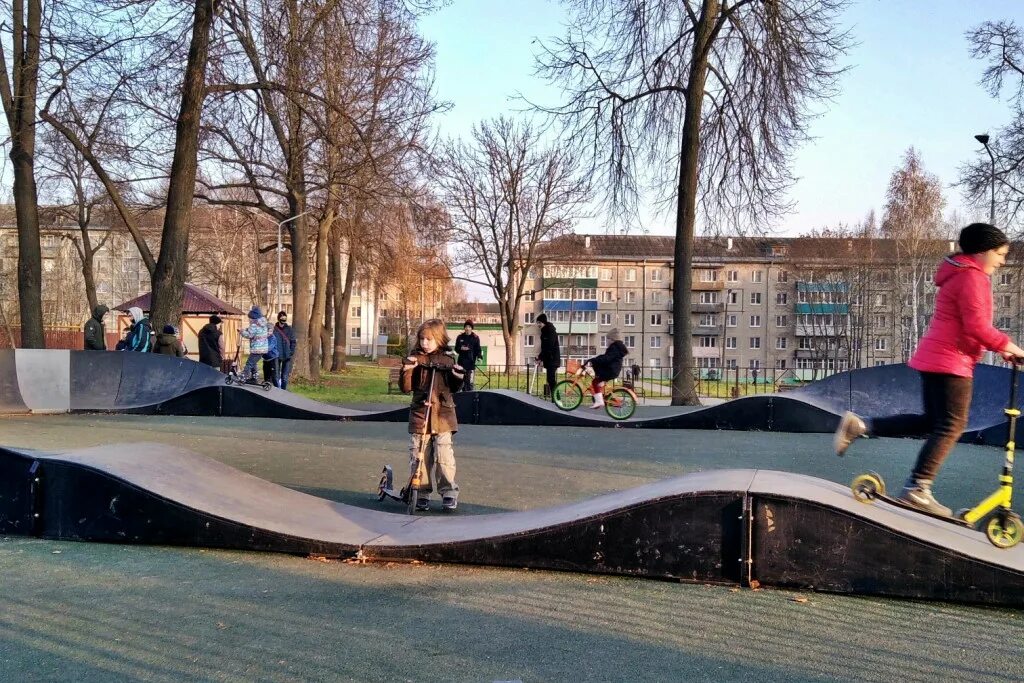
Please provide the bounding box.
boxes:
[869,492,974,528]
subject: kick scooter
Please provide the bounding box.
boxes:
[378,358,438,514]
[851,360,1024,548]
[224,344,272,390]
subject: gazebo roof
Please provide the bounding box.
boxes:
[114,284,246,316]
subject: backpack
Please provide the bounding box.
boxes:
[263,329,279,360]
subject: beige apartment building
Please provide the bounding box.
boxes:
[520,234,1024,378]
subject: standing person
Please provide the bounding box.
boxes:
[198,315,225,370]
[834,223,1024,515]
[238,306,270,381]
[454,319,483,391]
[586,328,629,409]
[535,313,561,399]
[273,311,296,389]
[122,307,153,352]
[153,325,186,357]
[83,305,109,351]
[400,319,465,512]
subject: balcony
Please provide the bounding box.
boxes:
[794,348,819,359]
[691,302,724,313]
[692,280,725,291]
[567,345,597,356]
[796,325,844,337]
[692,324,725,336]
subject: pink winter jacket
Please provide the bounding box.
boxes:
[909,254,1010,378]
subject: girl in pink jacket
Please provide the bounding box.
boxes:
[835,223,1024,516]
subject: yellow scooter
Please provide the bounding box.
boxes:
[852,361,1024,549]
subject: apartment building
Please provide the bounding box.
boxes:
[520,233,1022,375]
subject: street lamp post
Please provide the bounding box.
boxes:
[975,133,996,224]
[276,211,310,315]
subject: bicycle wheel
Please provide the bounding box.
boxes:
[604,388,637,420]
[553,380,584,410]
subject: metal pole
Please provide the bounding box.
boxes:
[275,211,311,316]
[987,143,996,224]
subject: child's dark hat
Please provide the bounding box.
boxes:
[959,222,1009,255]
[464,319,474,329]
[536,313,548,323]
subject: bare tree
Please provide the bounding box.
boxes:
[531,0,850,404]
[436,117,590,369]
[0,0,44,346]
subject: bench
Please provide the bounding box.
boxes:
[387,368,402,394]
[378,356,401,368]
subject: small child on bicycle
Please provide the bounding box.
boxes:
[586,328,629,409]
[400,319,465,511]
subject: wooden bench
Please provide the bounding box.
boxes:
[387,369,402,394]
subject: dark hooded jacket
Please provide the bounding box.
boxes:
[198,323,223,368]
[588,340,629,381]
[83,305,109,351]
[153,332,185,357]
[538,321,561,368]
[400,349,464,434]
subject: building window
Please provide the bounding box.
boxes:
[651,358,662,368]
[651,268,663,282]
[727,290,739,305]
[626,291,637,304]
[600,268,613,281]
[874,360,886,367]
[750,337,761,349]
[875,293,888,307]
[1000,294,1012,308]
[998,316,1012,330]
[752,270,764,283]
[726,358,738,369]
[750,315,761,327]
[624,313,636,326]
[524,312,535,323]
[625,268,637,282]
[699,336,717,348]
[726,336,737,349]
[777,270,788,283]
[776,292,788,305]
[651,291,661,304]
[525,334,535,347]
[1001,273,1014,286]
[776,315,788,327]
[727,314,737,327]
[699,291,719,304]
[601,290,614,303]
[798,337,813,350]
[351,306,361,317]
[525,290,535,302]
[750,292,762,305]
[601,312,612,325]
[751,359,761,369]
[873,314,886,327]
[727,270,739,282]
[650,313,663,325]
[699,269,716,282]
[874,338,888,351]
[351,327,361,338]
[558,335,566,346]
[776,359,787,369]
[600,335,607,347]
[699,314,716,327]
[650,336,662,348]
[776,337,787,350]
[624,335,636,348]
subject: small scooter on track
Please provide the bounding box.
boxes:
[851,360,1024,548]
[377,359,443,514]
[224,345,272,391]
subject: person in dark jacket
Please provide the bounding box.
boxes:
[83,305,109,351]
[271,311,296,389]
[122,306,153,352]
[586,328,629,409]
[535,313,561,398]
[198,315,225,369]
[400,318,465,511]
[154,325,185,357]
[454,319,483,391]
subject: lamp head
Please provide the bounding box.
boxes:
[975,133,990,145]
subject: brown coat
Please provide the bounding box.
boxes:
[400,350,464,434]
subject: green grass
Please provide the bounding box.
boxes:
[289,361,409,405]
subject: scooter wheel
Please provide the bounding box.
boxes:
[985,512,1024,549]
[262,382,272,391]
[851,472,885,503]
[406,488,418,515]
[224,376,233,385]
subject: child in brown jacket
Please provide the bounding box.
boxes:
[400,319,465,511]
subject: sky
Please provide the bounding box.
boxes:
[419,0,1024,242]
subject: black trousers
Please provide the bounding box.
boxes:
[909,372,973,481]
[544,364,558,395]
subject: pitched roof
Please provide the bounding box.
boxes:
[114,283,246,315]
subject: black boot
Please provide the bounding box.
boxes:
[898,477,951,517]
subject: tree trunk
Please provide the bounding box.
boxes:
[370,281,380,361]
[336,244,357,371]
[322,252,334,371]
[307,211,333,381]
[331,229,345,371]
[670,0,718,406]
[150,0,216,330]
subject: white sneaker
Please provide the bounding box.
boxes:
[591,394,605,409]
[833,411,867,456]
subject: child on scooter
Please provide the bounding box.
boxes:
[400,319,465,511]
[835,223,1024,515]
[586,328,629,409]
[238,306,270,381]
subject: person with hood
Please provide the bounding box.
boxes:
[454,319,483,391]
[535,313,561,398]
[265,311,296,389]
[239,306,270,381]
[834,223,1024,515]
[586,328,629,409]
[122,306,153,352]
[83,305,109,351]
[198,315,225,370]
[153,324,186,357]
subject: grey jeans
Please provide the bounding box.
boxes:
[409,432,458,501]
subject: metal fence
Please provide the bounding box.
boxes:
[468,363,839,402]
